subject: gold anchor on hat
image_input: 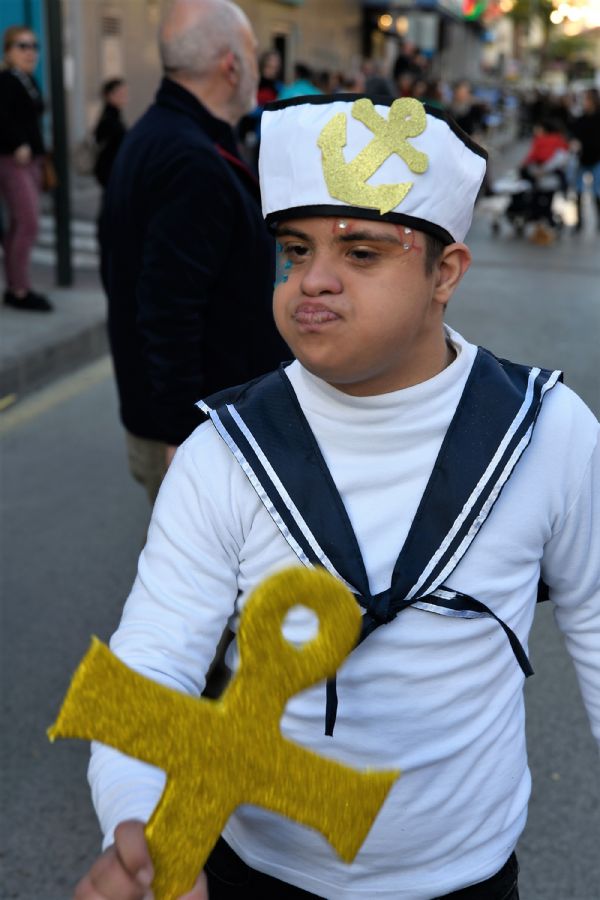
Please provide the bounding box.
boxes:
[317,98,429,215]
[48,566,400,900]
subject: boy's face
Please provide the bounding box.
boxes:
[273,217,467,396]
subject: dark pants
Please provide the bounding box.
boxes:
[205,837,520,899]
[0,156,42,293]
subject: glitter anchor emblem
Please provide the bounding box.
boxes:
[317,98,429,215]
[48,567,400,900]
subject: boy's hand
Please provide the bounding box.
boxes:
[14,144,32,165]
[74,820,208,899]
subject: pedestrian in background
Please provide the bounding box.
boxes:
[449,79,487,138]
[238,49,282,171]
[511,119,570,243]
[100,0,288,505]
[277,62,322,100]
[520,118,569,179]
[362,59,394,100]
[569,88,600,233]
[421,79,444,110]
[0,25,52,312]
[256,49,282,106]
[393,38,425,85]
[93,78,128,190]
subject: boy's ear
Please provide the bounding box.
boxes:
[432,243,472,307]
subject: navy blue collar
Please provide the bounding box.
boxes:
[203,349,560,617]
[155,77,237,153]
[200,351,562,733]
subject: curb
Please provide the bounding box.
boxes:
[0,319,108,405]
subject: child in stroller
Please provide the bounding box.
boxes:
[496,120,570,241]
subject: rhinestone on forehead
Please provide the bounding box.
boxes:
[337,220,349,229]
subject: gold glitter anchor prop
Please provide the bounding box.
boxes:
[48,566,400,900]
[317,98,429,215]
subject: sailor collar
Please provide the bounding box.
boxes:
[199,349,561,733]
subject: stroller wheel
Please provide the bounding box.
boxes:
[491,220,500,236]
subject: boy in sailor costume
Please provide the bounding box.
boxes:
[81,96,600,900]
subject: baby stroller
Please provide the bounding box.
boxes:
[491,148,570,239]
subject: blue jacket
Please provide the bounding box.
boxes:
[100,78,288,445]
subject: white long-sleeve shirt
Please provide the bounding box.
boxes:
[89,329,600,899]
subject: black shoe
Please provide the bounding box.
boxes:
[28,289,54,309]
[4,290,53,312]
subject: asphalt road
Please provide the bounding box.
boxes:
[1,210,599,899]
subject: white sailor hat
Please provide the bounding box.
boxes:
[259,94,488,244]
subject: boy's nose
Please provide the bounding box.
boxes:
[300,257,343,296]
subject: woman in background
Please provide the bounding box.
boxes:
[570,88,600,232]
[0,24,52,312]
[93,78,128,190]
[238,50,282,171]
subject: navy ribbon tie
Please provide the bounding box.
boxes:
[325,588,406,737]
[324,586,534,736]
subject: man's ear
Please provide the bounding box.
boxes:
[220,50,239,85]
[433,243,472,308]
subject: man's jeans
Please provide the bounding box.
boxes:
[125,430,167,505]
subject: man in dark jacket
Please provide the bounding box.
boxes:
[100,0,288,502]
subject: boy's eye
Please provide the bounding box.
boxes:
[282,243,309,260]
[349,247,378,262]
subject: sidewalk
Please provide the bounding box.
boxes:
[0,168,108,412]
[0,260,106,407]
[0,168,106,407]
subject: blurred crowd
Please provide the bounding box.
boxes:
[513,86,600,238]
[234,45,599,243]
[237,44,498,171]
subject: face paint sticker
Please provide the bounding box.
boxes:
[394,225,417,254]
[331,219,352,234]
[274,241,293,288]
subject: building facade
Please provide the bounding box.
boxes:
[63,0,365,141]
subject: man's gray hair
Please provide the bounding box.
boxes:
[159,0,249,78]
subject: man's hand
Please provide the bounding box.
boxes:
[165,445,177,468]
[74,820,208,899]
[13,144,31,166]
[14,144,32,165]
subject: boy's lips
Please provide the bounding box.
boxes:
[293,303,340,326]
